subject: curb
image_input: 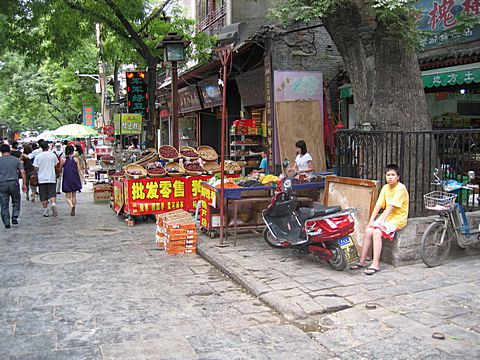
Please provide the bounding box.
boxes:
[197,238,308,321]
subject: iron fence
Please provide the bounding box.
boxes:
[336,129,480,217]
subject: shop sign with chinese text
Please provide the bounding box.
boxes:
[121,176,209,216]
[83,105,95,128]
[414,0,480,49]
[120,114,142,135]
[126,71,149,120]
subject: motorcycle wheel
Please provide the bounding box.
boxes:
[263,227,284,249]
[326,242,347,271]
[421,221,452,268]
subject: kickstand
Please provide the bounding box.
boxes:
[280,249,296,262]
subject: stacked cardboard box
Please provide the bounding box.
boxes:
[93,183,113,203]
[155,210,197,254]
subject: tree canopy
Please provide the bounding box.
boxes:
[0,0,215,137]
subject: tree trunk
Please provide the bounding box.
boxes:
[324,2,434,213]
[323,2,430,130]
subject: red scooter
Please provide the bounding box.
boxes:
[262,167,358,270]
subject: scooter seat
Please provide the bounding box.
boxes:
[298,205,342,219]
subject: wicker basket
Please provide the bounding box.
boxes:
[203,162,221,174]
[124,164,147,180]
[145,163,167,178]
[158,145,179,162]
[179,146,199,160]
[222,160,242,174]
[197,145,218,162]
[165,162,185,177]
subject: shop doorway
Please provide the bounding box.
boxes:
[200,112,220,152]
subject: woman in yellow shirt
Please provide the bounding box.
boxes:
[350,164,409,275]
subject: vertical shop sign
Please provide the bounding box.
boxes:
[126,71,149,121]
[83,105,95,128]
[264,55,275,174]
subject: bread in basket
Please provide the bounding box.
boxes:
[197,145,218,162]
[203,162,221,174]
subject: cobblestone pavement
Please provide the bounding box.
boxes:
[0,184,333,359]
[198,233,480,359]
[2,183,480,359]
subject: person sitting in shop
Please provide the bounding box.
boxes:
[251,149,268,175]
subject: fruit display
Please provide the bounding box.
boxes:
[159,145,179,160]
[179,146,199,159]
[145,162,166,176]
[165,162,185,177]
[183,160,204,173]
[101,155,115,163]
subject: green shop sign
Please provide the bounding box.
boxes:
[422,64,480,88]
[339,63,480,98]
[114,113,142,135]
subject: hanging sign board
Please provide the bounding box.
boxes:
[83,105,95,128]
[120,114,142,135]
[179,86,202,113]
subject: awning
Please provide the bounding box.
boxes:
[339,62,480,98]
[422,62,480,88]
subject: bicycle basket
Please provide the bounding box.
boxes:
[423,191,457,211]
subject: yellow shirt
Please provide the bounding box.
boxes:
[376,182,409,229]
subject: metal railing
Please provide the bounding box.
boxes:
[336,129,480,217]
[197,4,226,34]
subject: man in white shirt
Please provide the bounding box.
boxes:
[33,141,59,217]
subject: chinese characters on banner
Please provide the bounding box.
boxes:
[415,0,480,49]
[120,176,210,216]
[126,71,149,121]
[83,105,95,128]
[199,184,217,229]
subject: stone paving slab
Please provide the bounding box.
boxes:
[1,183,337,360]
[197,233,480,358]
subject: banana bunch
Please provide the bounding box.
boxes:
[261,174,279,184]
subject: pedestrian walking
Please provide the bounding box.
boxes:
[20,144,35,201]
[28,142,41,202]
[53,143,64,194]
[62,145,82,216]
[10,141,22,158]
[0,144,27,228]
[74,144,87,185]
[33,141,59,217]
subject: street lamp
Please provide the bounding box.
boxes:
[75,70,100,93]
[156,33,190,149]
[214,22,247,247]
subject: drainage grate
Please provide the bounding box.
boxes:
[30,252,92,265]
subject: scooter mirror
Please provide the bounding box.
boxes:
[283,178,292,192]
[468,170,475,180]
[282,159,289,170]
[433,168,440,181]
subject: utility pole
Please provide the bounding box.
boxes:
[96,23,109,127]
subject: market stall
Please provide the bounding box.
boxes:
[199,172,332,242]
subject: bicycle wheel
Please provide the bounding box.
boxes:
[421,221,452,268]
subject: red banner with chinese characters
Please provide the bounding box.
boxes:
[122,176,210,216]
[113,179,124,214]
[199,184,217,229]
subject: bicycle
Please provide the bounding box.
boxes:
[421,169,479,267]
